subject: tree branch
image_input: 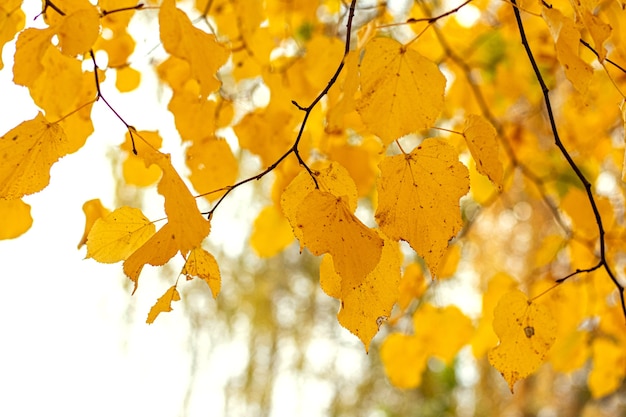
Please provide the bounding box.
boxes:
[510,0,626,318]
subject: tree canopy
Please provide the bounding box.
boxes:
[2,0,626,412]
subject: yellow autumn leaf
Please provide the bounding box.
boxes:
[77,199,111,249]
[0,198,32,240]
[56,5,100,57]
[121,130,163,187]
[123,222,180,289]
[141,148,211,253]
[146,286,181,324]
[250,205,294,258]
[13,27,54,88]
[320,231,401,351]
[570,3,611,62]
[561,188,613,240]
[488,290,557,392]
[281,161,359,246]
[115,66,141,92]
[380,333,429,389]
[381,304,473,389]
[438,243,461,279]
[186,137,238,202]
[86,206,156,263]
[375,138,469,277]
[542,6,594,94]
[0,113,70,199]
[159,0,228,99]
[296,190,384,292]
[397,262,426,311]
[463,114,503,189]
[168,91,217,142]
[357,37,446,145]
[588,337,626,398]
[0,0,25,71]
[182,247,221,298]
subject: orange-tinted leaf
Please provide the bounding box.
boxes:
[186,137,238,201]
[488,290,557,392]
[397,263,426,311]
[357,37,446,145]
[542,6,594,94]
[146,285,181,324]
[0,113,70,199]
[380,333,429,389]
[320,231,401,350]
[77,199,111,249]
[13,27,54,87]
[463,114,503,189]
[169,92,217,142]
[159,0,228,99]
[0,1,25,70]
[250,205,294,257]
[141,149,211,253]
[297,190,384,291]
[182,247,221,298]
[56,5,100,56]
[123,223,180,289]
[86,207,156,263]
[281,161,359,246]
[375,138,469,277]
[0,198,32,239]
[115,66,141,92]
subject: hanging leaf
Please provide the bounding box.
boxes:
[488,290,557,392]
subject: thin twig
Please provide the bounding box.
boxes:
[90,50,138,154]
[510,0,626,318]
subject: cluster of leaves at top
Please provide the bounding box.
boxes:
[1,0,626,396]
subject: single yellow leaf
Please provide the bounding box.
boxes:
[561,188,613,239]
[77,199,111,249]
[250,205,294,258]
[0,198,32,240]
[380,333,429,389]
[159,0,228,99]
[123,222,180,289]
[397,262,426,311]
[141,148,211,253]
[542,6,594,94]
[182,247,221,298]
[438,243,461,279]
[357,37,446,145]
[375,138,469,277]
[588,337,626,398]
[0,113,70,199]
[168,91,217,142]
[0,1,25,71]
[320,231,401,351]
[115,66,141,92]
[281,161,359,246]
[86,206,156,263]
[296,190,384,292]
[56,5,100,56]
[13,27,54,88]
[488,290,557,392]
[186,137,238,202]
[146,286,181,324]
[463,114,503,189]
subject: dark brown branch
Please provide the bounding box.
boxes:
[202,0,359,218]
[90,50,138,154]
[407,0,473,24]
[101,3,145,17]
[510,0,626,318]
[580,39,626,74]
